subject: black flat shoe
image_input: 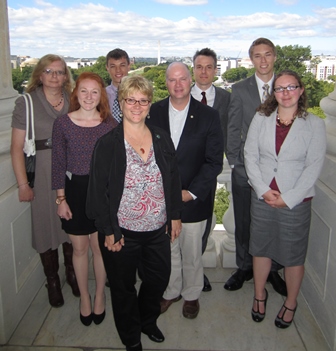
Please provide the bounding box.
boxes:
[251,289,268,322]
[142,326,165,343]
[267,271,287,296]
[275,303,297,328]
[224,269,253,291]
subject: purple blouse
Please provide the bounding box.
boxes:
[52,114,116,189]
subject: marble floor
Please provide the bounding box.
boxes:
[3,232,330,351]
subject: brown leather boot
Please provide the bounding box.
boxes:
[62,242,80,297]
[40,249,64,308]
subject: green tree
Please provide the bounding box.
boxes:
[274,45,311,75]
[302,72,335,107]
[328,75,336,82]
[214,187,230,224]
[12,67,23,93]
[307,106,326,119]
[222,67,248,83]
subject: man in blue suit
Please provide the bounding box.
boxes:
[226,38,287,296]
[147,62,223,319]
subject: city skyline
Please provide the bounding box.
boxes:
[7,0,336,59]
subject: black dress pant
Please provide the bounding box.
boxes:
[99,226,170,347]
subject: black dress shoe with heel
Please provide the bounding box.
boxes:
[93,295,106,325]
[80,296,93,326]
[202,274,212,292]
[267,271,287,296]
[251,289,268,322]
[126,342,143,351]
[142,325,165,343]
[224,269,253,291]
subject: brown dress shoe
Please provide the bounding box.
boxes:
[182,299,200,319]
[160,295,182,314]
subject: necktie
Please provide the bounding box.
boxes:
[262,84,270,103]
[201,91,207,105]
[112,92,122,123]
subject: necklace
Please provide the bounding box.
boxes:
[276,113,295,127]
[126,129,147,154]
[51,93,64,108]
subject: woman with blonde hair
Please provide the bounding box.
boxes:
[11,54,79,308]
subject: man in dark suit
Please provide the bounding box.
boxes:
[147,62,223,319]
[191,48,230,292]
[226,38,287,296]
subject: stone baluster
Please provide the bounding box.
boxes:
[218,159,237,268]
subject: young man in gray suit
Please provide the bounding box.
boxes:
[191,48,230,292]
[226,38,287,296]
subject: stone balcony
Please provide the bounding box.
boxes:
[1,1,336,349]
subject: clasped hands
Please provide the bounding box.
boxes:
[262,189,286,208]
[104,219,182,252]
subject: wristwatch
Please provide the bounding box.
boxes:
[55,196,66,205]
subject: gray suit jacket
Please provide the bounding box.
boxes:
[213,86,230,154]
[244,111,326,209]
[227,75,260,177]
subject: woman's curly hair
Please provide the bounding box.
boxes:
[257,69,308,118]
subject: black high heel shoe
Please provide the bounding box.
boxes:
[93,295,106,325]
[80,296,93,326]
[251,289,268,322]
[275,303,297,328]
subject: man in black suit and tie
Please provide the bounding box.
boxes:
[226,38,287,296]
[191,48,230,292]
[147,62,223,319]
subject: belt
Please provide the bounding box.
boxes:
[35,138,52,150]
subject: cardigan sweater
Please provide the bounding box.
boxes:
[86,123,183,242]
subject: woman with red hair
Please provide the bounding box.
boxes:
[52,72,117,326]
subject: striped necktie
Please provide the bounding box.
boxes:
[262,84,270,103]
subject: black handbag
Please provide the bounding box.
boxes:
[22,93,36,188]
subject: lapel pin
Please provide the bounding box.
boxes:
[190,115,194,119]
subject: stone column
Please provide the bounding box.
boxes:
[0,0,18,156]
[0,0,45,344]
[300,84,336,350]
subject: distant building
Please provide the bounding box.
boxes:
[305,55,336,81]
[63,57,97,69]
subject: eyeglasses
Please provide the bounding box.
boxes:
[274,85,300,93]
[43,69,66,76]
[124,98,151,106]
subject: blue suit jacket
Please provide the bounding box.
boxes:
[147,96,224,223]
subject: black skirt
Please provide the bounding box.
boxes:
[61,174,96,235]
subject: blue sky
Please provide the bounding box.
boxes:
[7,0,336,59]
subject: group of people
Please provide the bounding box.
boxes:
[10,37,326,351]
